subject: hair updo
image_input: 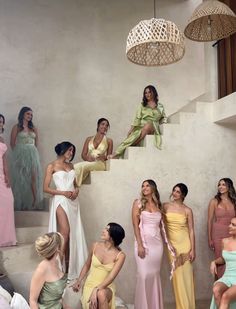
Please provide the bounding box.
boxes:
[54,141,76,162]
[107,222,125,247]
[172,183,188,201]
[35,232,64,260]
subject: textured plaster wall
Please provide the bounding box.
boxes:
[0,0,205,168]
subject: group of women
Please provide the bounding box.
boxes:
[1,85,236,308]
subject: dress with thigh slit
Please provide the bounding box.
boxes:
[48,170,88,279]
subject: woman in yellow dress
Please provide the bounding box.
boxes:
[74,118,113,186]
[110,85,167,158]
[163,183,196,309]
[72,223,125,309]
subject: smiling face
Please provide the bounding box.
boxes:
[64,146,74,161]
[23,110,33,122]
[229,218,236,235]
[97,120,109,134]
[218,180,229,195]
[142,181,153,196]
[144,87,154,102]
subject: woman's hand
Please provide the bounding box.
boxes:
[210,260,217,276]
[71,188,79,201]
[86,154,95,162]
[189,249,195,262]
[138,244,146,259]
[71,279,81,293]
[63,191,73,199]
[209,239,215,251]
[88,288,98,309]
[96,154,106,161]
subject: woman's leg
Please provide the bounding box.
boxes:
[220,285,236,309]
[97,288,112,309]
[56,206,70,272]
[213,282,228,307]
[132,123,154,146]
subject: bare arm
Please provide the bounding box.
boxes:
[186,207,195,262]
[43,164,72,198]
[72,243,94,292]
[10,125,18,149]
[29,264,46,309]
[81,137,94,162]
[132,199,145,258]
[106,138,113,157]
[34,127,39,147]
[208,198,216,250]
[210,239,225,275]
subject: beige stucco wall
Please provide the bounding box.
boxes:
[0,0,205,168]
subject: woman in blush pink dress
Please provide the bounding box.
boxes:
[208,178,236,279]
[0,114,16,247]
[132,179,164,309]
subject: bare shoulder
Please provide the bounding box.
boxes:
[132,199,140,209]
[34,260,48,276]
[162,202,170,211]
[107,137,113,143]
[46,162,55,172]
[117,251,126,260]
[11,124,18,132]
[184,204,193,214]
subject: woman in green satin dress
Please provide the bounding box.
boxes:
[110,85,167,158]
[29,232,69,309]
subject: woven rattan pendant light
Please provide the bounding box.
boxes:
[184,0,236,42]
[126,0,185,66]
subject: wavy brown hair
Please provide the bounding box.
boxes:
[215,178,236,211]
[140,179,161,212]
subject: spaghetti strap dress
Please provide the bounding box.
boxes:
[74,135,108,186]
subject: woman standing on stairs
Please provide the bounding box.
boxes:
[110,85,167,158]
[0,114,16,247]
[74,118,113,186]
[208,178,236,279]
[163,183,196,309]
[43,141,87,280]
[132,179,165,309]
[10,106,43,210]
[30,232,69,309]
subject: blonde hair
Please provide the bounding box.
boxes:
[35,232,63,260]
[140,179,162,212]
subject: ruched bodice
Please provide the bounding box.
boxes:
[38,274,67,309]
[88,136,108,159]
[53,170,75,191]
[214,207,235,225]
[223,250,236,275]
[139,211,162,243]
[15,131,36,145]
[0,142,7,179]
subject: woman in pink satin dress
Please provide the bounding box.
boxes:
[0,114,16,247]
[208,178,236,279]
[132,179,164,309]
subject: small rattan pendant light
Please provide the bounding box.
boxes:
[126,0,185,66]
[184,0,236,42]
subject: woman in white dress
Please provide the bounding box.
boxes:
[43,141,88,279]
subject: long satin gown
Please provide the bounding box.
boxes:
[134,209,164,309]
[115,102,167,158]
[210,250,236,309]
[38,273,67,309]
[165,212,195,309]
[212,207,235,278]
[74,135,108,186]
[10,131,43,210]
[48,170,88,279]
[81,244,121,309]
[0,142,16,247]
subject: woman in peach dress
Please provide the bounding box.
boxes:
[0,114,16,247]
[208,178,236,279]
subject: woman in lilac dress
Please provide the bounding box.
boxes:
[132,179,164,309]
[0,114,16,247]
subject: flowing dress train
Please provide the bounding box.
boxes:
[134,208,164,309]
[48,170,88,279]
[0,142,16,247]
[74,136,108,186]
[165,212,195,309]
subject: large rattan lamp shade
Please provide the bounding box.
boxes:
[126,18,185,66]
[184,0,236,42]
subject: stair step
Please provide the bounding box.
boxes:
[16,226,48,243]
[15,211,49,227]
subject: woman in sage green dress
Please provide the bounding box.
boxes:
[110,85,167,158]
[29,232,69,309]
[10,106,43,210]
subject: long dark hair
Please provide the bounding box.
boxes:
[140,179,161,211]
[17,106,34,130]
[215,178,236,210]
[142,85,159,107]
[0,114,5,133]
[54,141,76,162]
